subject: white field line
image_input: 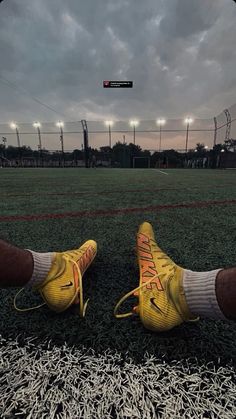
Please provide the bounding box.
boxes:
[154,169,169,175]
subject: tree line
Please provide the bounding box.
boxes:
[0,138,235,168]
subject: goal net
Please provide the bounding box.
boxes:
[133,156,151,168]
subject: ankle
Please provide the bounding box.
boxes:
[216,268,236,320]
[26,250,54,287]
[183,269,227,320]
[172,267,198,320]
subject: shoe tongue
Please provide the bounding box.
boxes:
[77,249,92,275]
[77,256,85,275]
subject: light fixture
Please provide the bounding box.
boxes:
[129,120,139,127]
[185,118,194,124]
[156,118,166,125]
[104,120,114,127]
[33,122,41,128]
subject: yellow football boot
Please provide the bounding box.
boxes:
[14,240,97,317]
[114,222,199,332]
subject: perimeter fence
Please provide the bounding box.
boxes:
[0,105,235,168]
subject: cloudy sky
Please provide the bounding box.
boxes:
[0,0,235,150]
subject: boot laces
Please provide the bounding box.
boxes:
[13,255,88,318]
[114,273,177,319]
[114,250,194,321]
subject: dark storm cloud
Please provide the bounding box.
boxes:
[0,0,235,126]
[159,0,220,40]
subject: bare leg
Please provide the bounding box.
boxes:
[1,238,236,321]
[0,240,33,287]
[0,238,98,317]
[216,268,236,320]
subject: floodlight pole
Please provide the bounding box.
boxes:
[185,122,190,153]
[10,124,21,163]
[2,136,7,158]
[15,127,21,148]
[213,117,217,148]
[159,125,162,152]
[224,109,231,142]
[59,126,65,167]
[36,126,43,167]
[107,124,113,167]
[123,135,126,168]
[36,126,42,151]
[15,128,22,165]
[130,121,138,145]
[108,124,112,148]
[81,120,89,168]
[156,120,165,152]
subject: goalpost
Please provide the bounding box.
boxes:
[133,156,151,168]
[0,155,12,167]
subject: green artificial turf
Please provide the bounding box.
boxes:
[0,168,236,418]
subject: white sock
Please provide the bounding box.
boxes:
[183,269,227,320]
[26,250,54,287]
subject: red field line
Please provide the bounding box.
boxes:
[1,184,236,198]
[0,199,236,222]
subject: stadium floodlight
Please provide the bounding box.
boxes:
[104,121,114,148]
[130,120,139,127]
[184,117,194,152]
[104,120,114,127]
[156,118,166,126]
[10,122,21,148]
[129,120,139,145]
[33,121,41,128]
[10,122,17,129]
[56,121,64,128]
[184,118,194,125]
[156,119,166,151]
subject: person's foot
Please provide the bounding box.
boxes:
[14,240,97,317]
[39,241,97,316]
[114,222,199,331]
